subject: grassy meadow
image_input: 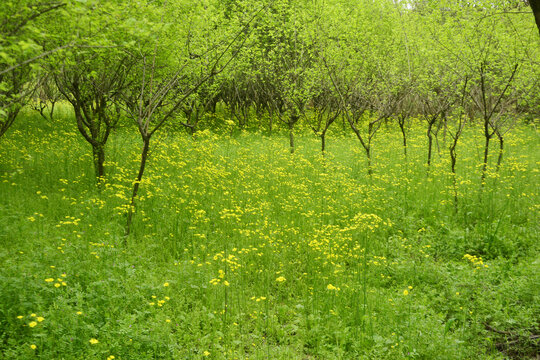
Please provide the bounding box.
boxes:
[0,108,539,359]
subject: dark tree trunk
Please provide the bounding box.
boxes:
[481,136,490,185]
[366,146,372,176]
[321,131,326,154]
[530,0,540,35]
[399,119,407,158]
[125,137,151,239]
[92,144,105,179]
[288,122,295,154]
[496,132,504,171]
[427,123,433,168]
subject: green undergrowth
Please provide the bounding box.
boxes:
[0,113,539,359]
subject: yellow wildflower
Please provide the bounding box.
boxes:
[28,321,37,328]
[89,338,99,345]
[276,276,286,282]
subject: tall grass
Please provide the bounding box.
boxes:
[0,110,538,359]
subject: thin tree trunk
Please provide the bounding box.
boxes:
[399,121,407,158]
[427,124,433,169]
[366,147,372,176]
[125,137,151,239]
[49,101,56,120]
[321,131,326,154]
[481,136,490,186]
[496,133,504,171]
[288,122,294,154]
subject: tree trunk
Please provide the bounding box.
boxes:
[530,0,540,35]
[288,122,295,154]
[49,101,56,120]
[427,123,433,169]
[481,136,490,186]
[399,121,407,158]
[366,147,373,176]
[92,144,106,179]
[321,131,326,154]
[496,133,504,172]
[125,137,151,239]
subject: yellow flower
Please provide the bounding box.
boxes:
[36,317,44,322]
[223,280,230,286]
[163,282,169,287]
[54,283,61,288]
[89,338,99,345]
[17,315,23,319]
[28,321,37,328]
[276,276,286,282]
[403,290,409,296]
[30,313,36,317]
[30,344,37,350]
[326,284,340,291]
[107,356,115,360]
[203,350,210,356]
[45,278,54,282]
[165,319,171,323]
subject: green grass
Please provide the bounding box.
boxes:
[0,110,539,359]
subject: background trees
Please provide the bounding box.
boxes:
[0,1,66,138]
[0,0,538,230]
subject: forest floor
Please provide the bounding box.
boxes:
[1,110,539,359]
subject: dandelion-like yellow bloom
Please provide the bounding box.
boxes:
[54,283,61,288]
[30,344,36,350]
[326,284,340,291]
[28,321,37,328]
[45,278,54,282]
[17,315,23,319]
[203,351,210,356]
[163,282,169,287]
[403,290,409,296]
[276,276,286,282]
[36,317,44,322]
[89,338,99,345]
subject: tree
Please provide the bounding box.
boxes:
[49,1,140,180]
[0,1,66,139]
[122,0,268,237]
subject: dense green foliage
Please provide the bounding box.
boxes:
[1,0,539,359]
